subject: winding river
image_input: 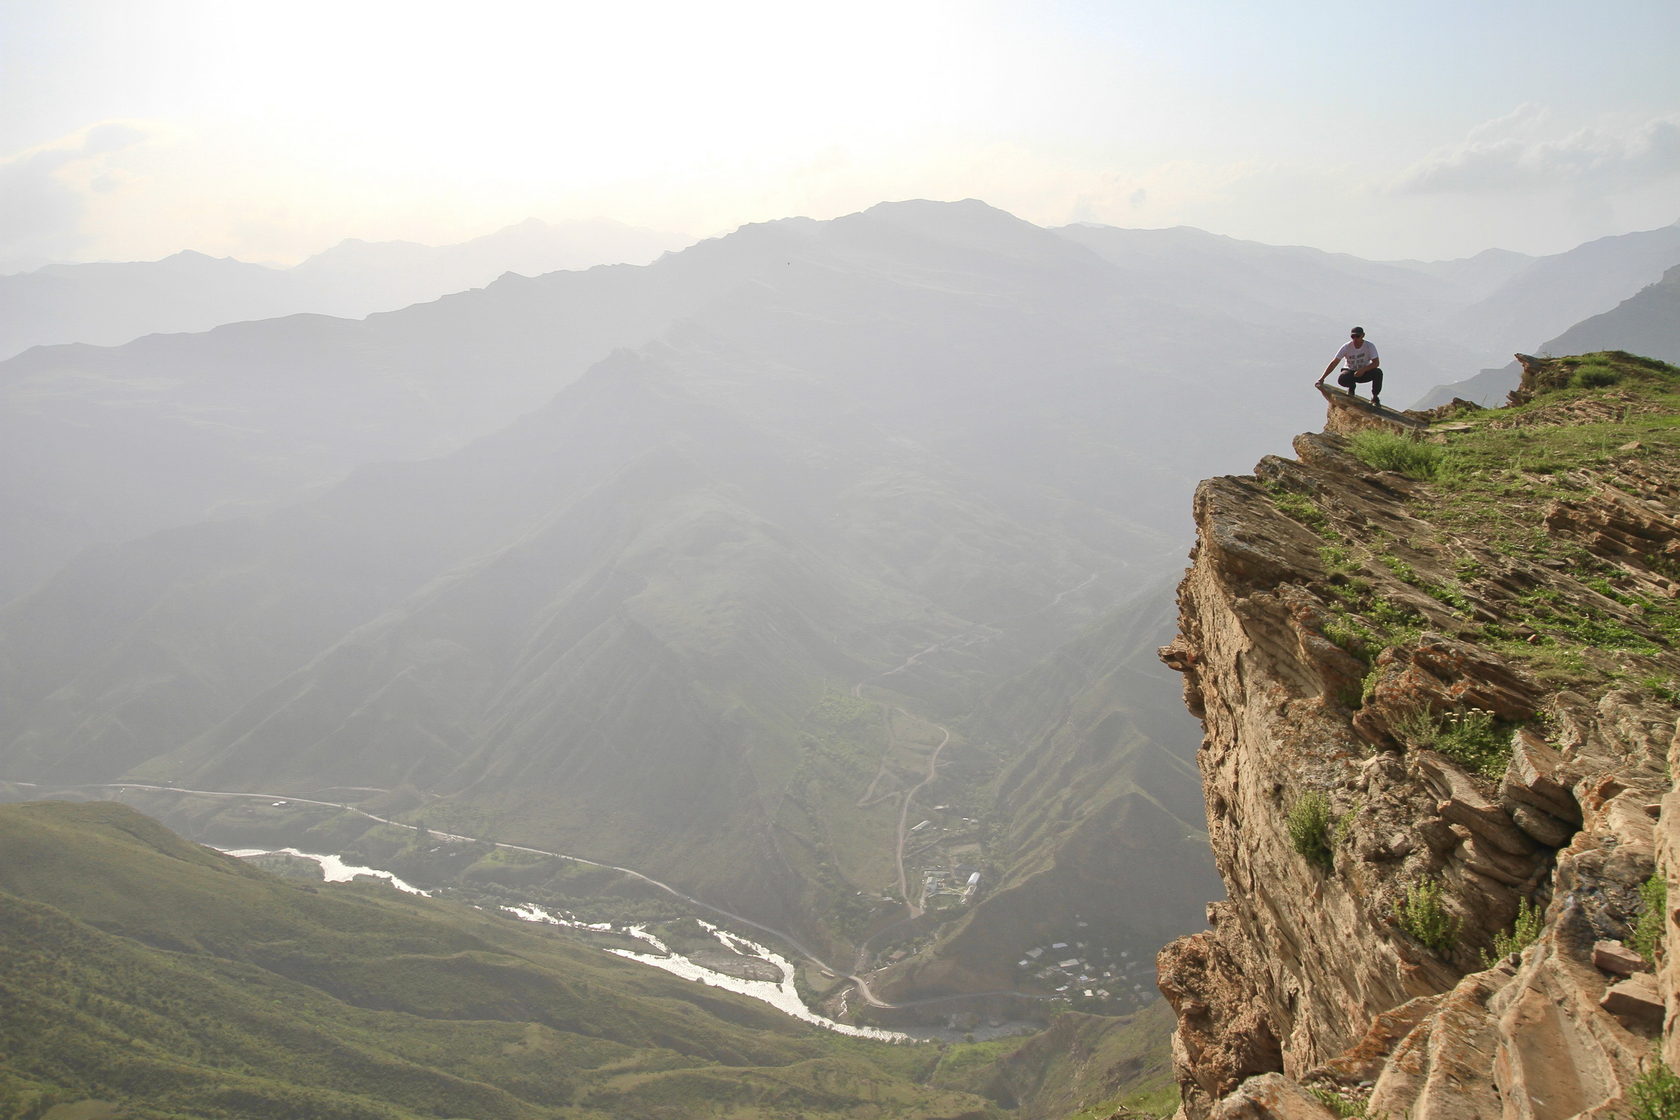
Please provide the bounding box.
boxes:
[222,847,915,1041]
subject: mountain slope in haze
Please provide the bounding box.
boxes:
[1,203,1197,946]
[0,799,995,1120]
[0,217,690,360]
[1532,261,1680,369]
[0,201,1236,972]
[1440,220,1680,367]
[0,239,740,603]
[1415,262,1680,407]
[880,578,1221,1001]
[8,204,1668,607]
[1053,224,1497,395]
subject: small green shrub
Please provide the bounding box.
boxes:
[1287,791,1335,871]
[1482,896,1544,964]
[1335,802,1360,849]
[1572,365,1621,389]
[1349,430,1445,480]
[1394,706,1514,779]
[1394,879,1457,954]
[1320,543,1357,575]
[1626,1057,1680,1120]
[1632,873,1668,962]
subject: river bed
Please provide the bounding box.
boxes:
[220,847,431,895]
[224,848,914,1041]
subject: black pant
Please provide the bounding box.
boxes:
[1338,366,1383,397]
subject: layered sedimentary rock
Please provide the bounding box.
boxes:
[1154,355,1680,1119]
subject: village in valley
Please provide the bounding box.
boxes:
[1015,922,1156,1012]
[897,807,1158,1015]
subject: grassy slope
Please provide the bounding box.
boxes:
[926,1002,1178,1120]
[1331,351,1680,700]
[0,800,997,1120]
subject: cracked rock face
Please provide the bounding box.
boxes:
[1155,356,1680,1120]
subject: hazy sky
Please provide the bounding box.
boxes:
[3,0,1677,270]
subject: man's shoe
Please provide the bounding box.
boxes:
[1372,396,1381,408]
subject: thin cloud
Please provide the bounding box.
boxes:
[0,123,148,271]
[1395,106,1680,194]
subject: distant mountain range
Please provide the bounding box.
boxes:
[0,217,691,361]
[3,200,1677,1010]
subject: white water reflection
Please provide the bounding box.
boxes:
[221,847,431,895]
[504,905,912,1042]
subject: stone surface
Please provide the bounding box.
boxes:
[1602,972,1665,1027]
[1207,1074,1340,1120]
[1593,940,1651,977]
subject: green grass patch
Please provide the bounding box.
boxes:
[1320,543,1358,575]
[1514,588,1661,654]
[1268,482,1332,536]
[1321,579,1425,665]
[1307,1086,1367,1117]
[1349,430,1446,480]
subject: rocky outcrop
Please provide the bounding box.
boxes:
[1156,355,1680,1119]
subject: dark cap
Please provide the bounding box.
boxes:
[1351,326,1365,336]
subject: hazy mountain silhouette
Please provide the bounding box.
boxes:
[0,200,1287,965]
[10,205,1674,604]
[0,217,690,361]
[0,239,751,602]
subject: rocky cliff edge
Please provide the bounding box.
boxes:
[1155,353,1680,1120]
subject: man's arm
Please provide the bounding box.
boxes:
[1318,358,1338,384]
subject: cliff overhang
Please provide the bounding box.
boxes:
[1156,352,1680,1119]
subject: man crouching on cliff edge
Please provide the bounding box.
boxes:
[1317,326,1383,408]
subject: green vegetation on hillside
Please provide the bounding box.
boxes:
[1392,707,1514,779]
[1418,354,1680,688]
[923,1003,1179,1120]
[0,801,998,1120]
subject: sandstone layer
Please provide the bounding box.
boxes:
[1155,354,1680,1119]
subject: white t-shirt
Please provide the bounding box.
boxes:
[1334,340,1380,371]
